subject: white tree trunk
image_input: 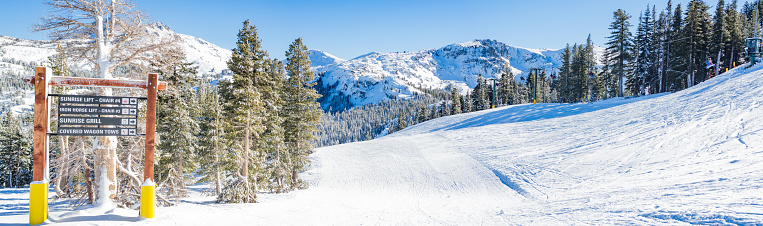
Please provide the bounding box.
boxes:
[54,136,68,197]
[96,15,112,79]
[92,14,118,207]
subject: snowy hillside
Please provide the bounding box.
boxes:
[0,23,231,78]
[0,36,65,74]
[315,39,604,109]
[150,23,232,76]
[3,54,763,225]
[300,63,763,224]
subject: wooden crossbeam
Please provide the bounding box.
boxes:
[25,75,167,90]
[144,73,158,182]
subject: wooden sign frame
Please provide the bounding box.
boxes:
[25,67,167,224]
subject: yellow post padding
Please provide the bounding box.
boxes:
[29,181,48,225]
[140,180,155,219]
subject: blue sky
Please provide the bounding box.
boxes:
[1,0,727,60]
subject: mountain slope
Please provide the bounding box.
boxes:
[314,39,603,110]
[304,62,763,224]
[315,63,763,224]
[0,23,231,77]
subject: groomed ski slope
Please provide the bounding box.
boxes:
[2,64,763,225]
[303,62,763,224]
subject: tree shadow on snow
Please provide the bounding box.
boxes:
[0,223,27,226]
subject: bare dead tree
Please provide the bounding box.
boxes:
[34,0,180,207]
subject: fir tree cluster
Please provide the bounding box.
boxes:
[596,0,754,99]
[0,110,33,188]
[316,91,445,147]
[209,20,324,202]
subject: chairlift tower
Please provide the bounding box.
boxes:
[746,37,762,66]
[529,68,543,104]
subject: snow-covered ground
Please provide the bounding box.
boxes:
[3,63,763,225]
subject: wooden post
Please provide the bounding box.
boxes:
[144,73,158,182]
[140,73,158,219]
[30,67,49,225]
[32,67,48,182]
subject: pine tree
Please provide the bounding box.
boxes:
[498,64,515,105]
[633,6,655,96]
[712,0,729,77]
[218,19,268,203]
[258,59,287,193]
[683,0,713,87]
[0,110,33,188]
[48,44,70,77]
[47,43,74,195]
[606,9,634,97]
[600,45,615,99]
[195,82,225,196]
[727,0,744,69]
[473,75,489,110]
[669,3,686,91]
[429,103,439,119]
[461,94,471,113]
[571,44,588,101]
[742,2,757,40]
[440,101,450,117]
[283,38,322,191]
[654,1,672,93]
[396,111,407,131]
[156,57,200,201]
[559,44,573,102]
[417,105,428,123]
[450,87,461,115]
[647,5,661,94]
[756,1,763,34]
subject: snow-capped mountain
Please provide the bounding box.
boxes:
[308,49,345,70]
[148,23,231,76]
[2,29,602,112]
[314,39,603,111]
[0,23,231,78]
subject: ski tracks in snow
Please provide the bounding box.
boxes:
[309,133,524,224]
